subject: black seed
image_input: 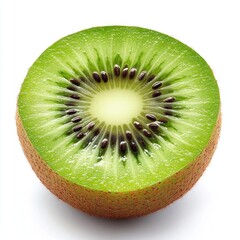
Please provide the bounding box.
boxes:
[122,68,128,78]
[143,129,152,138]
[101,71,108,82]
[72,125,82,132]
[130,141,138,153]
[71,116,82,123]
[129,68,137,79]
[134,121,143,130]
[110,134,117,147]
[80,77,86,82]
[76,132,85,139]
[159,118,168,124]
[66,109,77,115]
[92,72,101,82]
[101,138,108,149]
[148,122,159,131]
[67,86,76,91]
[147,75,155,82]
[146,114,157,121]
[93,128,100,136]
[70,78,80,86]
[152,81,162,90]
[70,94,80,100]
[114,64,120,77]
[138,71,147,80]
[165,110,172,116]
[152,91,161,98]
[87,122,95,130]
[120,141,127,155]
[126,130,132,140]
[163,97,176,103]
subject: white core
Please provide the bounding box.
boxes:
[89,88,143,125]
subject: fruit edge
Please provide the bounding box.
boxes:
[16,110,221,218]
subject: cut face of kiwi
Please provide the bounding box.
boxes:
[17,26,221,218]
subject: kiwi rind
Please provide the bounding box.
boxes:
[16,111,221,218]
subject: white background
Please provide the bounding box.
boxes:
[0,0,240,239]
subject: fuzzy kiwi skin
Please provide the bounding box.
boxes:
[16,111,221,218]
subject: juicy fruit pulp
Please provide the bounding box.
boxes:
[18,26,220,197]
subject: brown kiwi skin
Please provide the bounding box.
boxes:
[16,110,221,219]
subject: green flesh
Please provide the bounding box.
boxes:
[18,26,220,192]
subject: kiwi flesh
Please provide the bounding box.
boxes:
[17,26,221,218]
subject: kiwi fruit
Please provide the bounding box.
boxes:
[17,26,221,218]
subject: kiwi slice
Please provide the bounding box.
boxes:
[17,26,221,218]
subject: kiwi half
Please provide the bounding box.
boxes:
[17,26,221,218]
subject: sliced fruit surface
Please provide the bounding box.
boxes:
[18,26,220,192]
